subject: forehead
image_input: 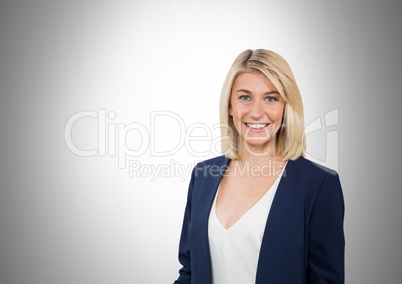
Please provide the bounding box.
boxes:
[232,71,278,92]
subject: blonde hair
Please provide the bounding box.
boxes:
[219,49,306,160]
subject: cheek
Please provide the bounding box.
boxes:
[229,103,248,118]
[229,104,242,118]
[270,107,285,122]
[229,97,238,116]
[230,106,245,129]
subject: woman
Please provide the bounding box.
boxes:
[174,49,344,284]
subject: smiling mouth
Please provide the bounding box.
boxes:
[245,123,269,130]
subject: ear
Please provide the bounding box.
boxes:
[229,105,233,116]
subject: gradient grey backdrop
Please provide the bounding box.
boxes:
[1,0,401,283]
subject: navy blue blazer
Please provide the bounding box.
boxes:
[174,155,344,284]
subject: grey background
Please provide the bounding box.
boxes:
[0,0,401,283]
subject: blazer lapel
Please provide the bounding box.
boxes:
[255,159,304,282]
[191,156,230,284]
[195,156,231,223]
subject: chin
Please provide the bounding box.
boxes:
[242,139,272,148]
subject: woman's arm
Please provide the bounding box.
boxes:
[307,172,345,283]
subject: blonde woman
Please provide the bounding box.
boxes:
[174,49,344,284]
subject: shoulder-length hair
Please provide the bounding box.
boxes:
[219,49,306,161]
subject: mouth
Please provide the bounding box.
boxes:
[244,123,269,130]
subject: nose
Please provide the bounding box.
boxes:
[249,101,263,120]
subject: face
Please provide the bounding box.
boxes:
[229,71,285,155]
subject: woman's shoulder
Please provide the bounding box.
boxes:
[288,156,339,180]
[195,155,229,167]
[286,157,343,201]
[192,155,230,179]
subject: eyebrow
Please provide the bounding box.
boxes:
[235,89,280,95]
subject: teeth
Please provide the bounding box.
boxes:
[246,123,267,129]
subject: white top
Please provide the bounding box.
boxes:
[208,164,286,284]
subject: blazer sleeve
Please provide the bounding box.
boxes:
[307,172,345,283]
[173,168,195,284]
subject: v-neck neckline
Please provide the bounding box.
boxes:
[212,162,287,231]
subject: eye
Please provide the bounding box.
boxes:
[238,94,251,101]
[265,96,279,102]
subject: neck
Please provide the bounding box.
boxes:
[237,152,283,166]
[237,140,283,164]
[234,149,286,178]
